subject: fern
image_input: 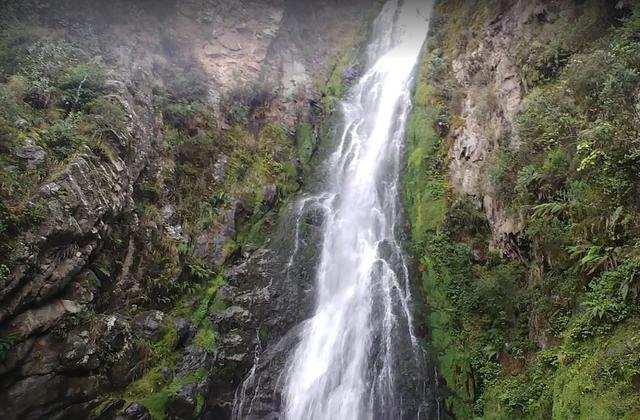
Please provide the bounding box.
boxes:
[567,244,622,275]
[0,334,17,361]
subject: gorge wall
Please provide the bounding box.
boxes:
[0,0,380,419]
[404,0,640,419]
[5,0,640,419]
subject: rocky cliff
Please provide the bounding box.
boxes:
[0,1,378,419]
[404,0,640,418]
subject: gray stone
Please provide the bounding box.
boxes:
[341,65,360,85]
[12,138,46,170]
[98,399,125,419]
[173,317,196,347]
[108,342,145,388]
[304,207,325,227]
[160,204,176,223]
[166,382,198,420]
[211,306,253,333]
[160,367,174,381]
[116,403,151,420]
[132,310,166,342]
[175,345,212,375]
[262,183,278,206]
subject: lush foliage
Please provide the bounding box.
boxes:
[406,1,640,419]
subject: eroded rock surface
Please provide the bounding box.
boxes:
[0,0,373,419]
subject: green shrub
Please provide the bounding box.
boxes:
[60,63,107,110]
[43,116,85,160]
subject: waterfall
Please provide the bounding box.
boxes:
[281,1,436,420]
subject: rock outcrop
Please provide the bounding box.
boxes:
[0,0,374,419]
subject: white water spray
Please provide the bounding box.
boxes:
[282,1,435,419]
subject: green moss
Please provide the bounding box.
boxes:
[193,319,218,354]
[190,274,226,326]
[193,394,205,419]
[552,320,640,420]
[122,367,208,420]
[295,123,315,171]
[402,45,448,247]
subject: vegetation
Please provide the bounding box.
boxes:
[0,333,16,361]
[0,19,125,270]
[406,1,640,419]
[0,1,374,418]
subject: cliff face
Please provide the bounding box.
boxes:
[0,1,376,419]
[404,0,640,419]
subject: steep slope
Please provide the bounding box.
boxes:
[0,1,380,419]
[404,0,640,418]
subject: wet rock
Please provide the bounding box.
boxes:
[218,33,243,51]
[1,299,83,342]
[304,207,325,227]
[0,374,99,420]
[101,315,131,352]
[216,284,240,302]
[12,138,46,169]
[175,345,212,375]
[341,64,360,85]
[98,399,126,420]
[166,382,198,420]
[173,317,196,347]
[211,306,253,333]
[223,264,248,285]
[165,225,187,242]
[194,204,237,266]
[217,333,251,363]
[228,326,303,419]
[116,403,151,420]
[132,310,166,342]
[109,342,146,388]
[232,287,271,309]
[101,315,145,388]
[59,330,100,372]
[62,269,100,305]
[0,337,35,376]
[160,367,174,381]
[262,183,278,206]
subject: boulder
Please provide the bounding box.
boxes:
[211,306,252,333]
[108,342,146,388]
[166,382,198,420]
[116,403,151,420]
[175,345,212,375]
[304,207,325,227]
[173,317,196,347]
[97,399,126,419]
[132,310,166,342]
[0,374,99,420]
[12,138,46,169]
[262,183,278,207]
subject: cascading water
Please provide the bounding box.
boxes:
[281,1,436,420]
[231,1,437,419]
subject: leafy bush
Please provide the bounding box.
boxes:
[60,63,107,110]
[43,116,85,160]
